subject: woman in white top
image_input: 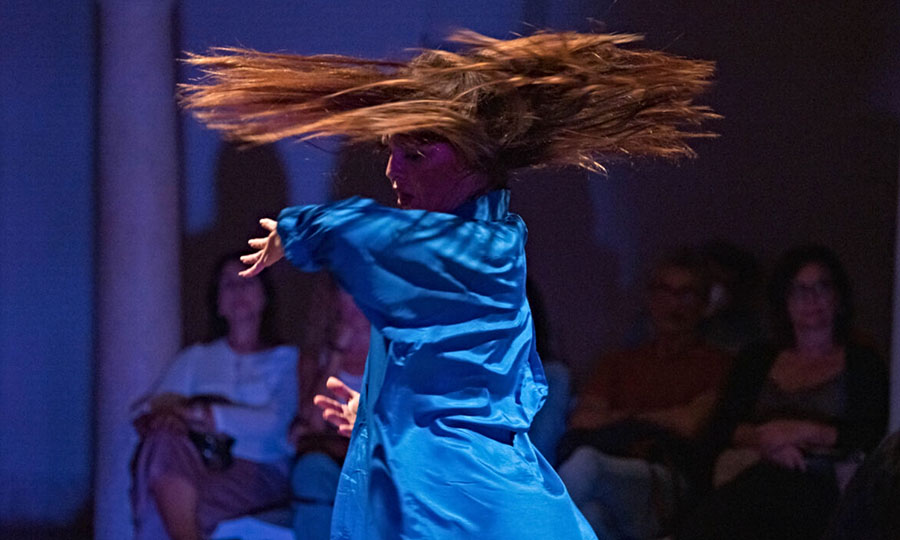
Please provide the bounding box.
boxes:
[131,253,298,540]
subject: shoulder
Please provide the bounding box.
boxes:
[175,339,226,363]
[689,343,733,380]
[693,342,732,362]
[261,344,299,364]
[734,341,778,365]
[844,343,887,378]
[593,346,651,377]
[724,342,780,387]
[845,342,881,362]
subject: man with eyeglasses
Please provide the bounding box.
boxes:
[556,249,732,540]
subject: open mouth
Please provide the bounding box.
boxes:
[396,192,414,208]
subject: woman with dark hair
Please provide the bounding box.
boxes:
[181,29,716,539]
[205,252,283,347]
[677,245,888,540]
[131,254,298,540]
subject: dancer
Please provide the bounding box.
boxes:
[181,30,716,539]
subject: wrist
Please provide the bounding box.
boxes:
[185,403,215,432]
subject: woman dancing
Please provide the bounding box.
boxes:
[181,30,715,539]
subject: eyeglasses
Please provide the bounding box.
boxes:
[789,280,834,301]
[650,283,702,303]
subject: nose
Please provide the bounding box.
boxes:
[385,153,395,180]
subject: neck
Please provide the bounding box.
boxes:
[441,169,493,212]
[654,332,699,357]
[793,328,836,357]
[227,319,263,353]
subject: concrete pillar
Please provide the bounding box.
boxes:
[883,5,900,434]
[891,143,900,433]
[95,1,180,538]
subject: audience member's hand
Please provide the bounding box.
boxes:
[314,377,359,437]
[134,403,214,437]
[764,444,807,471]
[145,411,190,435]
[178,402,215,433]
[240,218,284,277]
[755,420,804,454]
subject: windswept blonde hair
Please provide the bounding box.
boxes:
[180,30,717,173]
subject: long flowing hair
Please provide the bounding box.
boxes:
[180,30,717,174]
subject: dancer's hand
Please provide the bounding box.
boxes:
[240,218,284,277]
[314,377,359,437]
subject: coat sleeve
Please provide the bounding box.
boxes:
[277,197,525,333]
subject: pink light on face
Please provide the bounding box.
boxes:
[385,138,487,213]
[787,263,838,333]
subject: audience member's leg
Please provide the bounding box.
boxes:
[196,458,290,535]
[133,427,290,540]
[132,428,206,540]
[558,445,682,539]
[292,451,342,540]
[152,475,202,540]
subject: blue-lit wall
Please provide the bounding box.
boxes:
[0,1,95,524]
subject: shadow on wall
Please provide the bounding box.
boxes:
[331,141,393,204]
[181,142,315,347]
[512,168,625,377]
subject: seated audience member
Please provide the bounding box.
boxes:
[678,245,888,540]
[291,279,368,540]
[698,240,763,355]
[557,249,731,539]
[131,254,298,540]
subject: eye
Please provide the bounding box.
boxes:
[403,148,425,161]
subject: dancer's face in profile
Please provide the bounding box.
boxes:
[386,136,486,212]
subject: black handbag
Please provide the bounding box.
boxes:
[188,430,236,471]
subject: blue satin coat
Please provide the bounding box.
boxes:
[278,190,596,539]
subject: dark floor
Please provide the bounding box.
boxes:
[1,522,92,540]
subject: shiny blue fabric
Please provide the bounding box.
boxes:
[278,190,597,539]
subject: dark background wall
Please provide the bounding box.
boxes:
[1,0,897,534]
[516,0,899,374]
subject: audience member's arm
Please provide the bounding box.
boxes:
[734,419,837,449]
[730,419,838,471]
[568,394,630,430]
[568,358,629,429]
[635,390,719,439]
